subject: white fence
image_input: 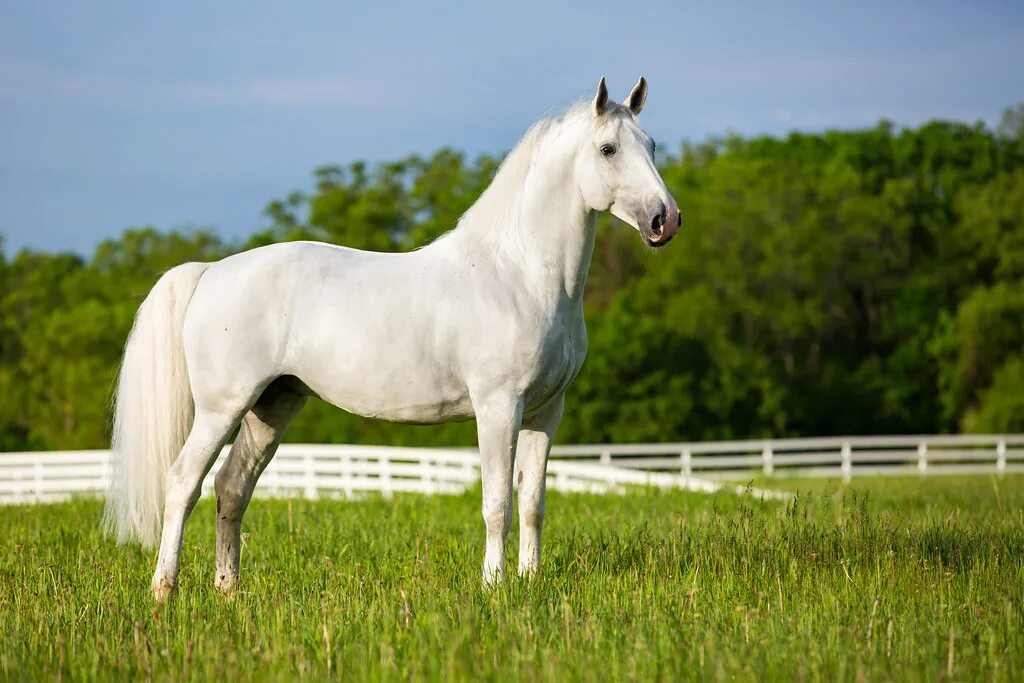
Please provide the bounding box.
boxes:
[551,434,1024,480]
[0,435,1021,505]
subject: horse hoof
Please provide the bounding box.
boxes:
[214,574,237,595]
[517,564,539,579]
[152,577,176,603]
[482,567,506,590]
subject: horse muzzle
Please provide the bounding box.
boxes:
[641,199,680,247]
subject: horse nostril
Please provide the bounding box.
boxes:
[651,214,664,236]
[677,212,682,228]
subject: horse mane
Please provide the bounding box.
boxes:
[431,102,596,249]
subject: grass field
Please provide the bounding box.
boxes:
[2,475,1023,681]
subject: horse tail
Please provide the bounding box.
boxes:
[103,261,209,548]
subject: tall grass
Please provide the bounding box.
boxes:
[1,475,1022,680]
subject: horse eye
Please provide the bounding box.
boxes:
[600,144,616,157]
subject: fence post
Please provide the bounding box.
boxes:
[762,444,774,477]
[917,442,928,476]
[424,454,435,494]
[996,439,1006,477]
[34,459,44,501]
[304,451,318,500]
[600,449,612,467]
[467,457,477,492]
[680,448,692,478]
[840,441,852,483]
[102,451,112,493]
[341,450,353,497]
[381,453,393,499]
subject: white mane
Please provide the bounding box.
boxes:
[450,103,595,241]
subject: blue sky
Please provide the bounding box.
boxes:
[1,1,1022,255]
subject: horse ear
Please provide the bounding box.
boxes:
[627,76,647,115]
[592,76,609,116]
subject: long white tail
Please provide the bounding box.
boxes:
[103,262,209,548]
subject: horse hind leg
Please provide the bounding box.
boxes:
[152,407,242,601]
[214,380,307,594]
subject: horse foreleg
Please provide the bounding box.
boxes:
[516,394,564,578]
[474,392,524,587]
[214,386,306,594]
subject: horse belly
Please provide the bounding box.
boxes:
[311,372,473,424]
[287,321,474,424]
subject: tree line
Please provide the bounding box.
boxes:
[2,108,1023,451]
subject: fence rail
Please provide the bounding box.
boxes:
[550,434,1024,480]
[1,435,1020,505]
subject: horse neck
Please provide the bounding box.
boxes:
[518,168,595,306]
[453,133,595,309]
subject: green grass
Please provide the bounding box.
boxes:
[2,476,1023,681]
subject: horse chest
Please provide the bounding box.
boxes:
[519,313,588,409]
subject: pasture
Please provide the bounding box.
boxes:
[2,475,1022,681]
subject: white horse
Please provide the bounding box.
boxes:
[103,77,680,601]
